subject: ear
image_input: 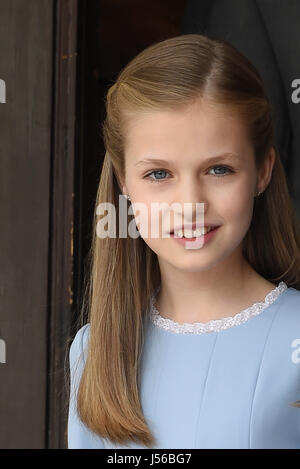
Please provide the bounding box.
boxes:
[122,185,128,197]
[257,147,276,193]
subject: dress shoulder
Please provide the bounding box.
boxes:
[276,287,300,328]
[68,323,105,449]
[69,323,91,372]
[264,287,300,384]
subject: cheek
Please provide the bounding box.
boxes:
[133,200,170,236]
[221,188,254,235]
[219,175,254,210]
[132,202,156,236]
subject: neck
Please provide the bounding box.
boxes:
[155,255,274,324]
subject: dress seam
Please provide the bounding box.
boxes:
[193,333,219,448]
[248,297,284,448]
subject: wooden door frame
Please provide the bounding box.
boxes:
[47,0,78,449]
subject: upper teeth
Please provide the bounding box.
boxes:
[173,227,214,237]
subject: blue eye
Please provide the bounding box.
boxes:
[144,165,233,183]
[209,165,233,176]
[144,170,170,183]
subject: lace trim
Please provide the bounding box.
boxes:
[149,281,288,334]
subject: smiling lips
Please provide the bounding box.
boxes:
[170,224,220,237]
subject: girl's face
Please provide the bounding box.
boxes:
[122,98,264,273]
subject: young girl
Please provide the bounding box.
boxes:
[67,34,300,449]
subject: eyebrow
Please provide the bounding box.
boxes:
[134,153,240,167]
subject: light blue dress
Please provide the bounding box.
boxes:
[68,282,300,449]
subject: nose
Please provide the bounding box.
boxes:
[172,176,208,222]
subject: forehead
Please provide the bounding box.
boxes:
[124,99,251,164]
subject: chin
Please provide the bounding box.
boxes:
[163,252,223,272]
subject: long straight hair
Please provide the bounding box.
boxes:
[73,34,300,447]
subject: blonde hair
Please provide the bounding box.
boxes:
[72,34,300,448]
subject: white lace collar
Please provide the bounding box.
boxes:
[149,281,288,334]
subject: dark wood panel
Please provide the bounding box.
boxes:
[0,0,54,449]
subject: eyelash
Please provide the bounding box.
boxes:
[143,165,234,183]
